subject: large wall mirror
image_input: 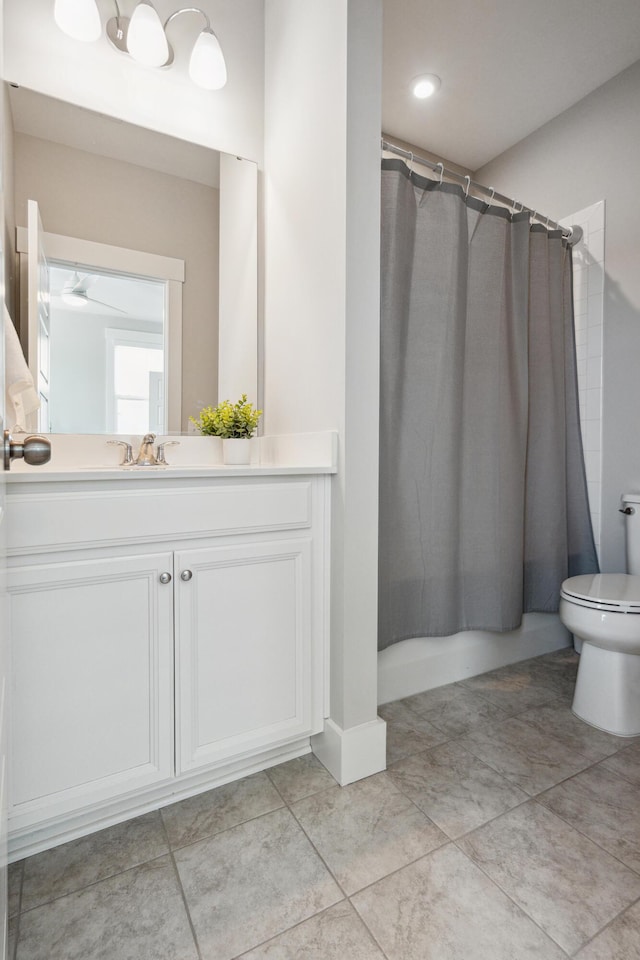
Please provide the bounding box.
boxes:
[5,84,258,435]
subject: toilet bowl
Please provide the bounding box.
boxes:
[560,574,640,736]
[559,494,640,736]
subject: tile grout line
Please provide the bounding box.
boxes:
[532,786,640,880]
[449,835,574,959]
[159,809,204,960]
[570,890,640,957]
[9,860,24,958]
[13,849,171,918]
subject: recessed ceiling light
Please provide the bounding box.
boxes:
[412,74,441,99]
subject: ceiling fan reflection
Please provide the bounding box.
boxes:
[59,272,128,314]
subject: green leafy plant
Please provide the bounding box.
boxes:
[190,394,262,439]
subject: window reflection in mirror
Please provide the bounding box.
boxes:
[49,263,166,434]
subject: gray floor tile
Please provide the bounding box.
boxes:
[15,856,198,960]
[161,771,284,849]
[8,861,23,918]
[459,802,640,955]
[574,899,640,959]
[266,753,337,804]
[352,842,568,960]
[457,715,592,795]
[239,901,385,959]
[403,683,510,736]
[8,916,17,960]
[21,811,168,912]
[460,664,563,714]
[291,772,446,895]
[600,741,640,786]
[174,806,342,960]
[378,700,449,763]
[516,651,579,699]
[516,700,631,762]
[388,740,528,839]
[539,764,640,872]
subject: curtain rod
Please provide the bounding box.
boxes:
[381,139,581,244]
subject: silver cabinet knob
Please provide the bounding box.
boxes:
[3,430,52,471]
[180,570,193,582]
[159,572,172,584]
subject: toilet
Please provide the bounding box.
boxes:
[559,493,640,737]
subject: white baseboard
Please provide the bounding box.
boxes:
[311,717,386,786]
[378,613,570,705]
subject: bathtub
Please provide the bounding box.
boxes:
[378,612,570,705]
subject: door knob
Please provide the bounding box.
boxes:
[159,572,172,584]
[180,570,193,581]
[3,430,52,471]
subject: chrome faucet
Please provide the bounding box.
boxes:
[108,434,180,466]
[135,433,158,465]
[107,439,134,464]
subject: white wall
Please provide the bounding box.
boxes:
[2,82,14,318]
[477,60,640,573]
[218,154,258,407]
[264,0,384,782]
[3,0,264,164]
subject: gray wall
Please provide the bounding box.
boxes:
[476,59,640,573]
[14,133,220,430]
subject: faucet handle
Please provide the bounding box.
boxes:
[107,440,134,465]
[156,440,180,465]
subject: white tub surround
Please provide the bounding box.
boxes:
[6,435,335,860]
[378,614,570,705]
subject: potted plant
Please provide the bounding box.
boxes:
[190,394,262,465]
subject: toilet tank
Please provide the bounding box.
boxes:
[623,494,640,573]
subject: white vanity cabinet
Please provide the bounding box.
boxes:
[9,552,175,823]
[6,470,331,859]
[175,538,313,773]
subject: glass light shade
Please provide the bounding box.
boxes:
[189,30,227,90]
[127,1,169,68]
[54,0,101,42]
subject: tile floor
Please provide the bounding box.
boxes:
[8,648,640,959]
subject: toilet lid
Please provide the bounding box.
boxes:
[561,574,640,612]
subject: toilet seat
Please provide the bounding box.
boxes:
[561,574,640,613]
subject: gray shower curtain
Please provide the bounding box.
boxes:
[378,159,598,650]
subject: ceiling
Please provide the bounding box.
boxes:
[9,86,221,188]
[382,0,640,170]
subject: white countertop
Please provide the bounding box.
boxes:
[6,432,338,483]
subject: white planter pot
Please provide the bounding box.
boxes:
[222,438,252,465]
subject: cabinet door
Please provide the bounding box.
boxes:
[9,553,174,830]
[175,539,312,773]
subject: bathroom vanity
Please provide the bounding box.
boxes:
[5,434,335,859]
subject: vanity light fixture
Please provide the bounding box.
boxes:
[54,0,228,90]
[54,0,102,42]
[411,74,441,99]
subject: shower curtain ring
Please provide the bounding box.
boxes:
[487,187,495,206]
[463,175,471,199]
[435,162,444,185]
[408,151,414,174]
